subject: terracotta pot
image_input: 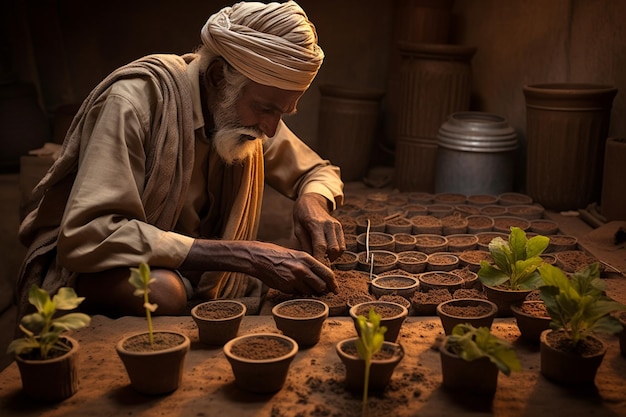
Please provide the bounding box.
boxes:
[191,300,246,346]
[498,192,533,206]
[446,234,478,252]
[510,301,551,343]
[451,267,480,289]
[349,301,408,343]
[426,252,459,272]
[492,216,531,233]
[355,213,386,234]
[393,233,417,252]
[529,219,559,235]
[357,231,396,252]
[410,215,443,235]
[466,215,494,234]
[116,331,190,395]
[508,204,545,220]
[336,337,404,392]
[14,336,80,402]
[272,299,329,347]
[476,231,508,250]
[414,233,448,254]
[385,216,413,235]
[332,250,358,271]
[440,214,468,235]
[418,271,464,293]
[480,205,508,217]
[357,250,399,274]
[436,298,498,334]
[223,333,298,393]
[482,285,532,317]
[458,249,491,272]
[439,344,499,396]
[395,251,428,274]
[467,194,499,206]
[427,203,455,219]
[546,234,578,253]
[370,274,420,299]
[540,329,607,385]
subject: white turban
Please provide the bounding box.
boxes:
[201,1,324,91]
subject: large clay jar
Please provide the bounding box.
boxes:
[523,83,617,211]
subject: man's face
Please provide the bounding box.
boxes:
[212,79,304,165]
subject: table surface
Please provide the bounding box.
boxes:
[1,314,626,417]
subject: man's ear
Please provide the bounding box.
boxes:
[205,59,226,88]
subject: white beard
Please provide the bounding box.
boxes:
[211,83,267,165]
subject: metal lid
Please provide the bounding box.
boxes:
[437,111,518,152]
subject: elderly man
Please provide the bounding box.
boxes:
[17,1,345,318]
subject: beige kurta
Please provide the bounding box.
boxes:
[17,53,343,318]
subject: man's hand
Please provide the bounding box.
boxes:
[292,193,345,263]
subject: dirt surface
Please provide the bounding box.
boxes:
[2,313,626,417]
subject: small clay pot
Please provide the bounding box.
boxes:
[446,234,479,252]
[529,219,559,235]
[547,234,578,252]
[476,232,509,250]
[397,250,428,273]
[436,298,498,334]
[385,216,413,235]
[191,300,247,346]
[370,275,420,300]
[407,192,434,204]
[458,250,492,272]
[426,252,460,272]
[508,204,545,220]
[467,194,499,206]
[427,204,455,218]
[418,271,465,293]
[414,234,448,254]
[510,300,551,343]
[332,250,358,271]
[272,299,329,347]
[492,216,531,233]
[441,214,468,235]
[357,231,395,252]
[466,215,495,234]
[349,301,409,343]
[410,215,443,235]
[480,205,508,217]
[357,250,399,274]
[498,192,533,206]
[434,193,467,205]
[393,233,417,252]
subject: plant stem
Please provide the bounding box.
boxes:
[362,358,371,417]
[144,290,154,347]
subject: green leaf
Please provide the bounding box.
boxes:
[53,287,86,311]
[526,234,549,258]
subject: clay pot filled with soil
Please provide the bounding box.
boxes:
[507,204,545,220]
[414,234,448,254]
[191,300,246,346]
[332,250,358,271]
[482,285,533,317]
[467,194,499,206]
[547,235,578,252]
[405,203,428,217]
[529,219,559,235]
[345,233,358,252]
[356,213,386,233]
[394,233,417,252]
[492,216,531,233]
[397,250,428,273]
[476,232,508,250]
[408,191,434,204]
[454,204,481,216]
[480,205,507,217]
[436,298,499,334]
[347,292,375,309]
[223,333,298,393]
[441,214,468,235]
[451,267,480,289]
[385,215,413,235]
[349,301,409,343]
[446,234,479,252]
[370,275,420,300]
[357,231,395,252]
[498,192,533,206]
[411,289,453,316]
[357,250,399,274]
[458,250,492,272]
[555,250,602,274]
[426,252,460,272]
[427,204,455,218]
[336,337,404,392]
[411,215,443,234]
[272,299,329,347]
[510,300,551,343]
[434,192,467,205]
[418,271,465,293]
[466,215,494,234]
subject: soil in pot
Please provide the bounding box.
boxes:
[434,193,467,205]
[446,234,478,252]
[476,232,509,250]
[336,337,404,392]
[411,215,443,234]
[454,204,481,216]
[510,300,550,343]
[357,232,395,252]
[405,203,428,217]
[116,331,190,395]
[378,294,412,310]
[466,215,494,234]
[529,219,559,235]
[450,267,480,289]
[370,275,420,299]
[336,215,357,235]
[356,213,386,233]
[498,192,533,206]
[467,194,499,206]
[385,216,413,235]
[482,285,533,317]
[191,300,246,346]
[507,204,545,220]
[427,204,455,219]
[547,234,578,252]
[272,299,329,347]
[555,250,603,274]
[492,216,531,233]
[394,233,417,252]
[411,289,453,316]
[407,191,434,204]
[453,288,487,299]
[414,234,448,254]
[350,301,408,342]
[458,250,492,272]
[480,205,508,216]
[347,292,375,309]
[357,250,399,274]
[397,250,428,273]
[331,250,358,271]
[441,214,468,235]
[345,233,358,252]
[426,253,460,272]
[224,333,298,393]
[419,271,464,293]
[436,298,498,334]
[540,329,607,385]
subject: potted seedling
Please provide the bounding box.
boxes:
[7,284,91,402]
[439,323,521,396]
[336,308,404,416]
[538,262,626,385]
[478,226,549,316]
[115,263,190,395]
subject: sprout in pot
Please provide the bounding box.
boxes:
[356,308,387,417]
[7,284,91,402]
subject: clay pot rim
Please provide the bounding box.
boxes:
[371,275,420,291]
[116,331,191,357]
[349,300,409,321]
[336,337,404,363]
[510,300,551,319]
[436,298,499,319]
[272,299,330,321]
[191,300,247,322]
[419,271,464,286]
[223,333,298,364]
[15,335,79,364]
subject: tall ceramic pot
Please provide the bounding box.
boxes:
[523,83,617,211]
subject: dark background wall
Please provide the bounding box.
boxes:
[2,0,626,191]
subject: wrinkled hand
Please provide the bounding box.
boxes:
[293,193,345,263]
[246,241,338,295]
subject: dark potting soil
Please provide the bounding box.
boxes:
[276,300,326,317]
[121,332,186,353]
[194,302,242,319]
[439,301,492,317]
[229,335,292,359]
[353,302,405,318]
